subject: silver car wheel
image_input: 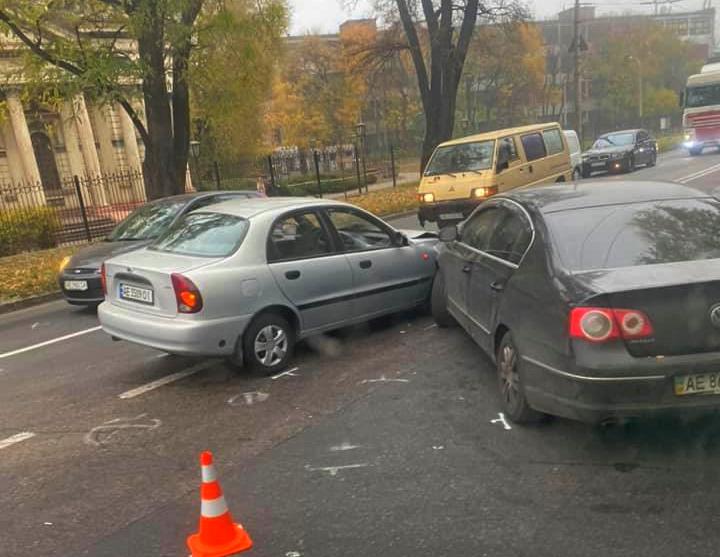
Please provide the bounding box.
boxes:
[254,325,288,367]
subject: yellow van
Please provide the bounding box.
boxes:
[417,123,572,226]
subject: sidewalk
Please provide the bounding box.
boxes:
[326,171,420,199]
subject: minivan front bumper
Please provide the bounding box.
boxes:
[418,198,483,225]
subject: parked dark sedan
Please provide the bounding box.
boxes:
[581,129,657,177]
[58,191,261,306]
[432,180,720,424]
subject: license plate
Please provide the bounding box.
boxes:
[591,162,606,168]
[440,212,464,220]
[64,280,88,291]
[674,372,720,396]
[119,283,154,305]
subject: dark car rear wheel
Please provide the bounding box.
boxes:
[497,332,543,424]
[624,155,635,173]
[648,152,657,167]
[431,271,456,328]
[240,312,295,375]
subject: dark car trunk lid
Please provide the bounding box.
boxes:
[572,260,720,357]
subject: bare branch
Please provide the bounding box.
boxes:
[396,0,430,111]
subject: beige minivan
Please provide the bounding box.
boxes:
[417,123,572,227]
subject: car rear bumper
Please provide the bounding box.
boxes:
[58,272,104,305]
[418,199,483,224]
[98,301,252,357]
[521,355,720,423]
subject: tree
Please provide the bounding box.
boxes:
[0,0,283,199]
[375,0,526,170]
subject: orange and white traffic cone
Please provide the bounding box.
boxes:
[187,451,253,557]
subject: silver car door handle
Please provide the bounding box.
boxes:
[359,260,372,269]
[285,270,301,280]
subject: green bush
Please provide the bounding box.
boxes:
[0,207,58,257]
[280,174,379,197]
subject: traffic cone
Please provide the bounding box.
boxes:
[187,451,253,557]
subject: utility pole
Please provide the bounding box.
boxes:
[572,0,583,142]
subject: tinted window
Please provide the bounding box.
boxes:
[425,140,495,176]
[150,213,249,257]
[498,137,519,160]
[487,208,533,265]
[521,133,547,161]
[327,209,392,251]
[543,129,564,155]
[546,199,720,271]
[603,132,635,146]
[637,131,649,142]
[460,206,504,251]
[107,199,186,241]
[268,212,331,261]
[564,132,580,154]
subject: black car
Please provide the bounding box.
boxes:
[581,129,657,177]
[432,180,720,424]
[58,191,261,306]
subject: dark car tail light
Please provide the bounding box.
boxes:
[171,273,203,314]
[100,263,107,296]
[569,307,653,343]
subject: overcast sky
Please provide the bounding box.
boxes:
[288,0,707,35]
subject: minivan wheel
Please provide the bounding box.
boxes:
[497,332,543,424]
[431,271,456,328]
[241,312,295,375]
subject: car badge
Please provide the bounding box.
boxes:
[448,185,455,192]
[74,269,82,274]
[710,304,720,328]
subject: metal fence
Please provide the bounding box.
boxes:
[0,170,147,255]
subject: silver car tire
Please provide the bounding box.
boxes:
[242,312,295,375]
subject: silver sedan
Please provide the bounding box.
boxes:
[98,197,438,374]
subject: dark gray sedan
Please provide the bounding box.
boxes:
[58,191,261,306]
[432,180,720,424]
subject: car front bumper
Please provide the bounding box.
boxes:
[418,198,483,224]
[98,301,253,357]
[582,157,627,174]
[520,352,720,423]
[58,271,104,305]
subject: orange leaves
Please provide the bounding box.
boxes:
[0,246,78,304]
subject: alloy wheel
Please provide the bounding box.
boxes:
[254,325,288,367]
[499,343,522,415]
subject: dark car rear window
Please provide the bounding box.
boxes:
[150,212,249,257]
[546,198,720,271]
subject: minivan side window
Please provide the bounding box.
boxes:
[521,133,547,161]
[499,136,519,160]
[543,129,565,156]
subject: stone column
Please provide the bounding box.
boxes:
[1,121,26,184]
[91,104,118,175]
[59,101,87,179]
[72,94,106,205]
[6,92,41,185]
[117,103,144,201]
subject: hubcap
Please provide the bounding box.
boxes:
[499,344,521,414]
[254,325,288,367]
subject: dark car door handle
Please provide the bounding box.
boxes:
[359,260,372,269]
[490,281,505,292]
[462,264,472,273]
[285,270,301,280]
[528,164,534,173]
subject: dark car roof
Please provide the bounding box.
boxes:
[502,181,710,214]
[598,129,644,137]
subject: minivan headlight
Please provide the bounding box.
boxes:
[419,192,435,203]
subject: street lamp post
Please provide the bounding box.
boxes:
[626,55,643,123]
[356,122,368,194]
[189,140,200,189]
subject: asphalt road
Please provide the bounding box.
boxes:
[4,147,720,557]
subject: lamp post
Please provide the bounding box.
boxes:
[189,140,200,188]
[356,122,368,193]
[626,55,643,123]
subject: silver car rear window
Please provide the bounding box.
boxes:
[150,212,249,257]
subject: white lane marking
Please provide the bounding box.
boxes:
[31,322,39,330]
[360,375,410,384]
[305,463,369,476]
[677,162,720,183]
[423,323,438,330]
[227,391,270,406]
[433,445,445,450]
[84,414,161,446]
[0,431,36,450]
[491,412,512,430]
[271,367,299,380]
[118,361,215,399]
[0,326,102,360]
[330,442,361,452]
[43,522,53,526]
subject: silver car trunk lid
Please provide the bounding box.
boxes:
[106,248,221,317]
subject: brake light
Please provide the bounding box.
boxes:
[171,273,203,313]
[100,263,107,296]
[569,307,653,343]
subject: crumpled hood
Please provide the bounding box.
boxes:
[68,240,149,270]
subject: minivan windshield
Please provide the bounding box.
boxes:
[150,212,250,257]
[424,140,495,176]
[107,198,186,241]
[546,199,720,271]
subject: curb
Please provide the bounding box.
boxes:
[382,209,419,221]
[0,291,63,315]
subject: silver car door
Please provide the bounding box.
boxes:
[267,210,354,333]
[324,207,430,320]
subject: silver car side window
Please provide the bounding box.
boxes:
[268,211,332,262]
[327,209,393,252]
